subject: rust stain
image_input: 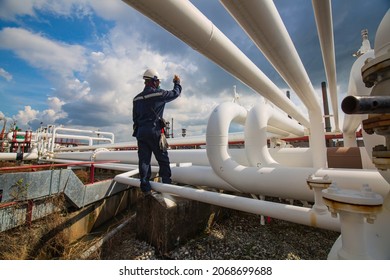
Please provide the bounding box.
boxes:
[310,211,317,227]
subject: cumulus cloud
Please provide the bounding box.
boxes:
[0,67,12,81]
[0,27,87,78]
[14,106,39,125]
[13,96,67,129]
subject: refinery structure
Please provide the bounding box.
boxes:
[1,1,390,260]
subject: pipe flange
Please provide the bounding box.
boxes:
[322,184,383,222]
[306,174,332,190]
[361,52,390,88]
[362,114,390,135]
[322,184,383,206]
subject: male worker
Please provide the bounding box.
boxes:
[132,69,182,196]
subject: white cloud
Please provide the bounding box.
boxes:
[0,67,12,81]
[14,106,39,125]
[0,0,132,23]
[0,27,87,77]
[0,0,38,21]
[13,96,67,128]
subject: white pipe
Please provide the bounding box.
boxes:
[220,0,321,112]
[46,157,241,192]
[206,102,390,200]
[122,0,310,127]
[269,148,313,167]
[0,152,38,161]
[49,147,389,200]
[50,127,114,152]
[114,175,340,232]
[312,0,339,132]
[52,133,234,152]
[245,98,304,167]
[220,0,327,168]
[53,147,315,167]
[53,134,113,146]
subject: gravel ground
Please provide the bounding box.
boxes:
[100,210,340,260]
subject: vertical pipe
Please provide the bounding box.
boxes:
[322,82,332,133]
[220,0,327,168]
[312,0,339,131]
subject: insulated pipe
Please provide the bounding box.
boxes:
[114,176,340,232]
[53,147,315,167]
[206,102,390,200]
[206,102,315,199]
[220,0,321,112]
[122,0,310,127]
[244,99,304,167]
[220,0,326,168]
[312,0,339,131]
[245,101,278,167]
[46,157,241,192]
[52,133,246,152]
[49,150,390,199]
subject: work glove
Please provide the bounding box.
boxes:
[173,74,180,84]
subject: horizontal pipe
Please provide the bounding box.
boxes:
[122,0,310,127]
[342,95,390,114]
[0,152,38,161]
[113,175,340,232]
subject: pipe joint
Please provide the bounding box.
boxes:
[307,174,332,214]
[322,183,383,259]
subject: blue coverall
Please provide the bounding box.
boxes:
[132,82,182,193]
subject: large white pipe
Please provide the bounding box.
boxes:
[113,175,340,231]
[50,147,389,200]
[220,0,321,112]
[312,0,339,132]
[206,102,390,200]
[220,0,327,168]
[45,157,242,192]
[122,0,310,127]
[245,98,304,167]
[53,147,315,167]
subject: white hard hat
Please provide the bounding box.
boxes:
[143,69,160,81]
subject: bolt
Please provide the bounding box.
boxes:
[373,145,387,151]
[327,183,339,194]
[361,184,373,197]
[365,214,377,224]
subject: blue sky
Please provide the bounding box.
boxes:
[0,0,389,142]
